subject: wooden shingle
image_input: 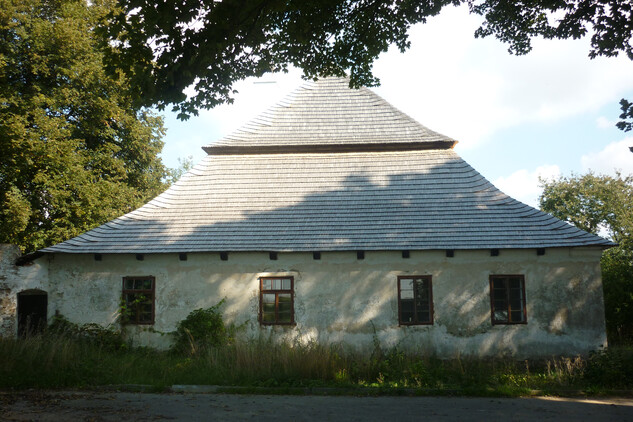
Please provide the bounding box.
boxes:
[43,78,613,253]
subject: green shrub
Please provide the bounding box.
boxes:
[584,346,633,388]
[601,247,633,344]
[171,300,229,355]
[48,314,127,350]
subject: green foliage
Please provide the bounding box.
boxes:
[618,98,633,132]
[1,316,631,392]
[601,248,633,343]
[102,1,633,129]
[171,300,230,355]
[470,1,633,60]
[48,313,127,351]
[101,0,455,119]
[0,0,168,252]
[5,330,631,394]
[584,346,633,388]
[540,172,633,246]
[166,156,195,184]
[118,293,149,326]
[540,172,633,344]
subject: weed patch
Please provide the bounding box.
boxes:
[3,313,632,394]
[3,333,632,394]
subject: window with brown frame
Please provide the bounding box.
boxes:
[489,275,527,325]
[398,275,433,325]
[259,276,294,325]
[122,276,155,325]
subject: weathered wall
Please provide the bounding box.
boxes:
[0,245,49,337]
[45,247,607,357]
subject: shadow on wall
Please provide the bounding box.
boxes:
[60,160,604,355]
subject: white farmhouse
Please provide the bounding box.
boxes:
[1,78,613,356]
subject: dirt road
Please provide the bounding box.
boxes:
[2,391,632,421]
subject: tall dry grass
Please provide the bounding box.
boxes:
[2,332,631,393]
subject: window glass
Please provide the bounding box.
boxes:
[122,276,155,325]
[398,276,433,325]
[400,288,414,300]
[259,277,294,325]
[490,275,526,324]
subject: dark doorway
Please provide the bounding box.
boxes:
[17,290,48,337]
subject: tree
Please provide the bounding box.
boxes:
[102,0,633,128]
[102,0,456,119]
[540,172,633,247]
[166,156,195,184]
[0,0,169,252]
[470,1,632,59]
[468,0,633,134]
[539,173,633,344]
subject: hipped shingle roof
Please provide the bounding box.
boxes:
[42,78,613,253]
[205,77,455,153]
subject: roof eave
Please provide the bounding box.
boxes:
[202,140,457,155]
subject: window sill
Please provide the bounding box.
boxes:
[260,322,297,327]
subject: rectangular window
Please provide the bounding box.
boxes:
[259,276,294,325]
[489,275,527,325]
[122,276,155,325]
[398,275,433,325]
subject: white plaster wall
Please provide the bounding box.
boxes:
[44,247,607,357]
[0,244,50,337]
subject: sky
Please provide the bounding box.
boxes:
[159,4,633,208]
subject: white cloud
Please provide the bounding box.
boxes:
[161,4,633,169]
[581,138,633,175]
[161,70,305,168]
[492,165,561,208]
[371,5,633,149]
[596,116,616,129]
[196,69,305,137]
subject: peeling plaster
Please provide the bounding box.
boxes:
[0,245,50,337]
[1,247,609,357]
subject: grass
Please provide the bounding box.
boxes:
[2,331,632,395]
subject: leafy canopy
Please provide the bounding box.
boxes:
[103,0,633,128]
[539,172,632,247]
[0,0,168,252]
[103,0,457,119]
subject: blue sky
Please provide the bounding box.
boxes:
[159,5,633,208]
